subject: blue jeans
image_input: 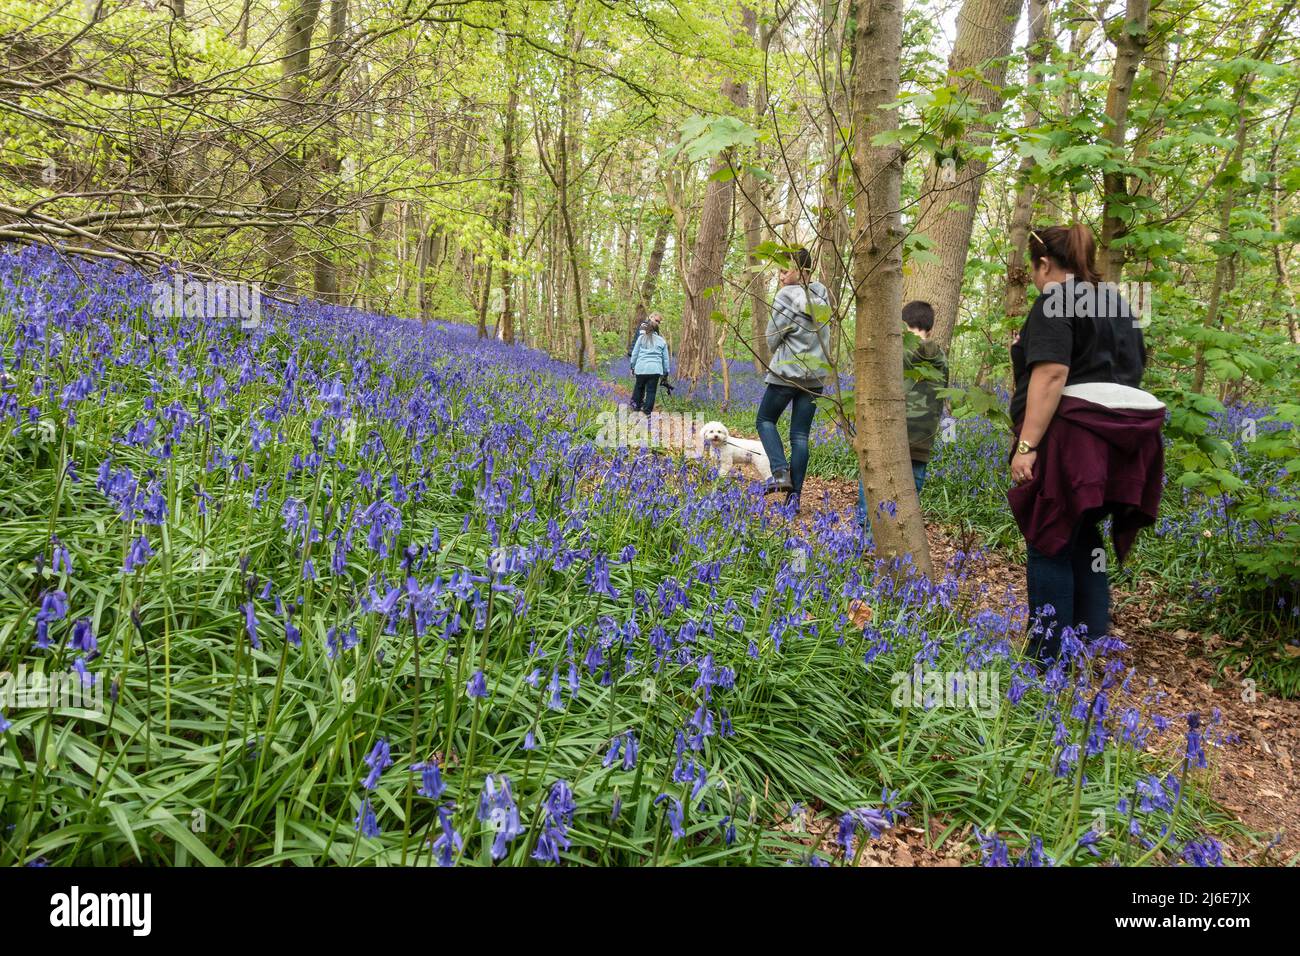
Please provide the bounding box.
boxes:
[1025,515,1110,663]
[756,383,821,493]
[856,461,927,527]
[630,374,660,415]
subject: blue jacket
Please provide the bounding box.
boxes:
[629,332,670,376]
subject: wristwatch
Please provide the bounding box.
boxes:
[1016,439,1037,455]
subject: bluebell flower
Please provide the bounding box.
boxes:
[354,797,380,838]
[34,589,68,649]
[123,535,153,573]
[318,379,347,416]
[69,618,96,656]
[412,759,445,799]
[975,828,1010,867]
[431,805,462,866]
[531,780,576,864]
[547,669,564,710]
[1185,713,1207,769]
[655,794,685,840]
[241,601,260,650]
[602,734,623,769]
[1016,835,1053,867]
[362,738,392,790]
[51,540,73,575]
[1181,836,1223,867]
[71,657,95,687]
[1078,829,1103,857]
[478,774,522,861]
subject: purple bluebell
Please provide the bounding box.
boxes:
[412,759,445,799]
[354,797,380,837]
[362,737,392,790]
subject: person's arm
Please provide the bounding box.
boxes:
[768,287,791,357]
[630,339,642,370]
[816,309,832,365]
[1011,362,1069,483]
[660,339,670,375]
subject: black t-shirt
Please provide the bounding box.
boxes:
[1009,281,1147,423]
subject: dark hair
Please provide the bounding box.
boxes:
[1028,224,1099,283]
[902,300,934,332]
[789,246,813,272]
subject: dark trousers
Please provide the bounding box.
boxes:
[1025,512,1110,663]
[630,374,661,415]
[755,383,821,494]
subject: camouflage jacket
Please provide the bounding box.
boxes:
[905,339,949,463]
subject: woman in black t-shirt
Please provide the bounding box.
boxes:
[1009,224,1164,662]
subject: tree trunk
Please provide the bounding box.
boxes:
[901,0,1025,350]
[632,215,671,338]
[743,13,775,373]
[1270,89,1300,344]
[499,77,521,342]
[851,0,932,575]
[1191,4,1296,389]
[1003,0,1050,322]
[743,186,772,373]
[312,0,348,302]
[680,146,740,384]
[815,0,850,311]
[264,0,324,293]
[360,200,386,308]
[679,29,750,386]
[1098,0,1149,284]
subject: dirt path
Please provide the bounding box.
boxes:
[786,472,1299,864]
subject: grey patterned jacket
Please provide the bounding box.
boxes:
[765,281,832,387]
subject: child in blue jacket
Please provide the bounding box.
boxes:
[629,314,671,415]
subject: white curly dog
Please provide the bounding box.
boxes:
[699,421,772,480]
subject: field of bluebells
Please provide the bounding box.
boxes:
[0,245,1245,866]
[619,357,1300,692]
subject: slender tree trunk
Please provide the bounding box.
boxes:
[679,20,750,385]
[902,0,1025,349]
[743,188,772,373]
[815,0,850,310]
[1098,0,1150,284]
[851,0,932,575]
[680,146,740,383]
[1003,0,1050,321]
[632,215,670,337]
[1191,3,1296,388]
[360,200,386,308]
[312,0,348,302]
[1270,89,1300,343]
[499,78,521,342]
[743,13,775,373]
[264,0,324,293]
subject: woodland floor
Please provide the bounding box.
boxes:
[616,392,1297,864]
[722,442,1299,865]
[776,474,1300,866]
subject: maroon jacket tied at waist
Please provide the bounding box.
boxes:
[1009,395,1165,564]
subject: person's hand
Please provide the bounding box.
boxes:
[1010,450,1037,484]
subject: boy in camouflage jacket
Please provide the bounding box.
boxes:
[856,301,949,528]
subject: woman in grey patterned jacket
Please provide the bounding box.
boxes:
[756,247,831,508]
